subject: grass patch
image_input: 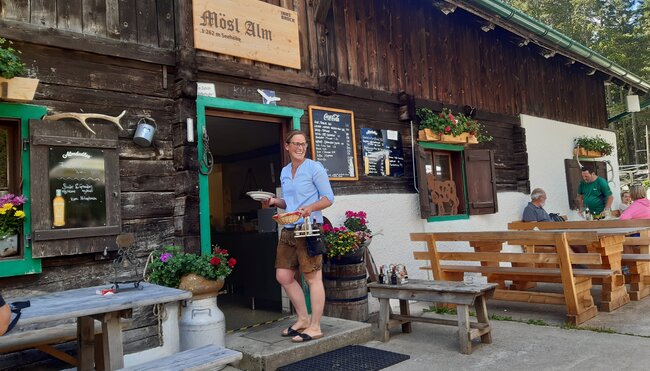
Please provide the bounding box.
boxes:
[424,306,475,316]
[488,314,547,326]
[561,323,616,333]
[488,313,513,321]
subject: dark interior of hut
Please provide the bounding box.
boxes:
[206,115,287,331]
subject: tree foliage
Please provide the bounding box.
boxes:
[504,0,650,165]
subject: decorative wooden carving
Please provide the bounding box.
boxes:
[426,175,459,215]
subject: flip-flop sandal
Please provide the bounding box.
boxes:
[281,326,305,337]
[291,333,324,343]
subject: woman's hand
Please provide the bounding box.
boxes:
[298,205,314,217]
[262,197,274,208]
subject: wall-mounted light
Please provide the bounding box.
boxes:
[187,118,195,143]
[480,23,495,32]
[626,94,641,112]
[433,2,457,15]
[543,50,556,59]
[586,68,596,76]
[518,39,530,47]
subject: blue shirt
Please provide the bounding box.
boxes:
[280,159,334,225]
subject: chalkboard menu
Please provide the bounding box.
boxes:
[48,147,107,228]
[308,106,358,180]
[361,128,404,177]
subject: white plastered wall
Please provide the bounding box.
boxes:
[324,114,620,314]
[521,114,621,219]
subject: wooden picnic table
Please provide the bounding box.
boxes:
[10,283,191,370]
[509,220,650,301]
[507,224,650,311]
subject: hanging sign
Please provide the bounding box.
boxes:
[361,128,404,177]
[309,106,358,181]
[193,0,300,69]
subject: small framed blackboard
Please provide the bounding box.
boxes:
[361,128,404,177]
[48,147,107,228]
[308,106,358,180]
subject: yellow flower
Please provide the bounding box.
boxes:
[15,210,25,218]
[0,209,5,215]
[1,203,12,211]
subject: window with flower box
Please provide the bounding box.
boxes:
[0,102,46,277]
[416,143,498,220]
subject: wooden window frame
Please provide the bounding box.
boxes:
[0,103,47,278]
[29,120,121,258]
[0,119,21,194]
[417,142,498,221]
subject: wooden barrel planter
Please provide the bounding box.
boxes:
[322,260,369,322]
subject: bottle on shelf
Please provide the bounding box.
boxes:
[52,189,66,227]
[584,207,591,221]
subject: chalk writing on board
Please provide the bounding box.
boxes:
[361,128,404,177]
[308,106,358,180]
[49,147,107,228]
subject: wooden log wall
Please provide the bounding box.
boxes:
[0,0,176,48]
[194,0,609,129]
[0,41,176,364]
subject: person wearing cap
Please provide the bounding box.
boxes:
[263,130,334,343]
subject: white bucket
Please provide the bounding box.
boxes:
[179,297,225,351]
[133,118,156,147]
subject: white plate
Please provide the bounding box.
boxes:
[246,191,275,202]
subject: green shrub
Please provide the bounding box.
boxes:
[0,38,27,79]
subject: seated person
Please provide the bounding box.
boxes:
[0,294,10,336]
[618,190,631,215]
[620,185,650,220]
[522,188,551,222]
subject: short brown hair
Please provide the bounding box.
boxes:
[285,130,307,144]
[629,184,647,200]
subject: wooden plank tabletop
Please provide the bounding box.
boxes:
[509,219,650,230]
[11,283,191,326]
[539,227,647,236]
[368,279,497,294]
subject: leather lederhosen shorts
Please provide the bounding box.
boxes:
[275,226,322,273]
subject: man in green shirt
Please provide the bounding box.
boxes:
[577,166,613,218]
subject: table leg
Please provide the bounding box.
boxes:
[77,316,95,371]
[378,298,390,342]
[474,295,492,344]
[590,236,630,311]
[399,299,412,333]
[457,304,471,354]
[101,311,124,370]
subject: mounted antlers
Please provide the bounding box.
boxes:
[44,110,126,134]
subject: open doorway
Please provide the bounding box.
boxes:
[205,112,287,331]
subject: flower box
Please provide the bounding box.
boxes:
[573,148,602,158]
[418,130,478,144]
[0,77,39,102]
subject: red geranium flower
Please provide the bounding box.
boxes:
[210,257,221,266]
[228,258,237,268]
[445,126,451,132]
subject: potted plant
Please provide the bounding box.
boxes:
[0,193,26,258]
[0,38,39,102]
[416,107,492,144]
[573,135,614,158]
[146,245,237,296]
[343,210,372,248]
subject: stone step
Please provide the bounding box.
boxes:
[225,316,373,371]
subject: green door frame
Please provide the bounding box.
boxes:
[196,96,303,255]
[0,102,47,277]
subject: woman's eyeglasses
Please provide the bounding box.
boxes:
[289,142,308,148]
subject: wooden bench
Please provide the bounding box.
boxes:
[509,219,650,301]
[0,322,104,367]
[411,231,615,325]
[118,344,243,371]
[368,279,496,354]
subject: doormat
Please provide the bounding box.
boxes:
[277,345,410,371]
